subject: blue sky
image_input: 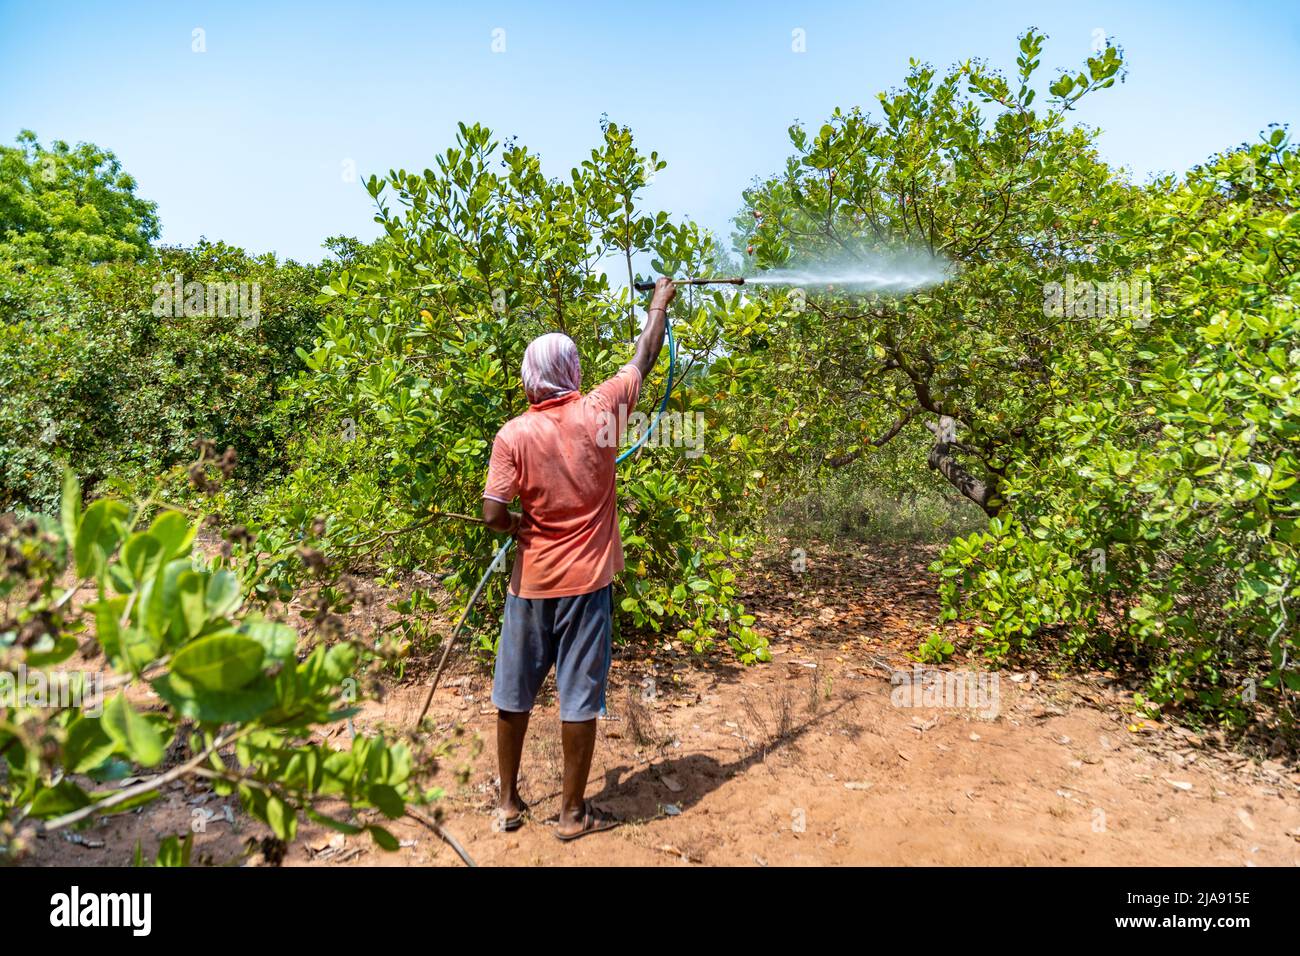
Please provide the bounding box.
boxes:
[2,0,1297,263]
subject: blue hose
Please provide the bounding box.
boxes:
[616,310,676,465]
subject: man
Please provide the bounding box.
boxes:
[482,277,675,841]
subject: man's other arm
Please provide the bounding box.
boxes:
[482,431,523,534]
[482,498,521,535]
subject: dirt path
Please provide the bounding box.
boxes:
[28,543,1300,866]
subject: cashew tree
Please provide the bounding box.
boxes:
[734,30,1136,516]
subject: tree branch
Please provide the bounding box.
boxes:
[826,406,919,467]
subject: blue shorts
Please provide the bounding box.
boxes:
[491,585,613,721]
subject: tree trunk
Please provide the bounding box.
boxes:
[926,416,999,516]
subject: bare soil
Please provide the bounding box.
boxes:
[26,542,1300,867]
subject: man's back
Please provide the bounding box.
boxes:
[484,365,642,598]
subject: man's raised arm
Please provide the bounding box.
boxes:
[630,277,676,383]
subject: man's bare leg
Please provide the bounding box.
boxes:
[557,717,620,837]
[496,709,530,817]
[557,718,596,832]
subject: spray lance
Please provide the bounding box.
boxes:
[415,277,709,727]
[632,276,745,292]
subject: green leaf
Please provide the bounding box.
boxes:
[24,634,78,667]
[121,532,164,588]
[242,617,297,662]
[171,632,265,691]
[74,498,129,578]
[206,570,242,620]
[97,789,163,815]
[153,671,277,724]
[367,824,400,851]
[265,794,297,841]
[87,756,134,783]
[102,692,165,767]
[147,558,193,644]
[64,716,118,774]
[306,808,365,835]
[29,779,92,818]
[121,623,164,673]
[369,784,405,818]
[90,596,127,663]
[146,510,196,561]
[152,833,194,867]
[174,570,208,639]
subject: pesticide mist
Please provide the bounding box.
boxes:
[745,250,950,294]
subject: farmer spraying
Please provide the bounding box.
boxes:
[481,277,676,840]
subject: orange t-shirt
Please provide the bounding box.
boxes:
[484,365,642,598]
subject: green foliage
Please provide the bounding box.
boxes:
[729,30,1296,726]
[136,832,193,866]
[916,632,955,664]
[0,470,429,862]
[936,134,1300,725]
[0,130,160,265]
[937,516,1098,660]
[0,241,333,511]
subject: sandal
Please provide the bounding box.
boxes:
[498,801,530,832]
[554,800,621,842]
